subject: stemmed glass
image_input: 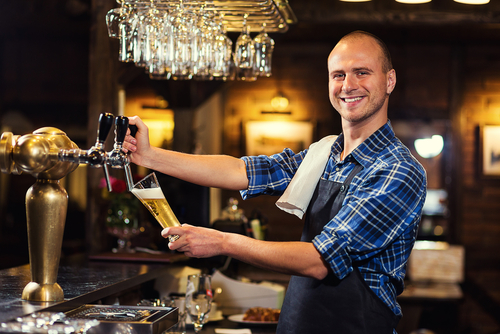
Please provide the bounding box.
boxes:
[118,6,138,63]
[212,14,233,80]
[170,1,197,80]
[185,274,212,333]
[234,14,254,70]
[234,14,256,81]
[106,0,130,39]
[253,23,275,77]
[143,6,168,79]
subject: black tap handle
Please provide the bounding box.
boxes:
[114,116,129,145]
[129,124,138,138]
[97,113,114,144]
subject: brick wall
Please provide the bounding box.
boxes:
[456,45,500,334]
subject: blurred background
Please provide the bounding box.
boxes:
[0,0,499,333]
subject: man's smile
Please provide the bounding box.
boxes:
[341,96,364,103]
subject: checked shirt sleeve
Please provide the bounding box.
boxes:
[313,159,427,281]
[240,148,307,199]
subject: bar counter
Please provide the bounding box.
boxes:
[0,258,173,323]
[0,256,279,333]
[188,318,277,334]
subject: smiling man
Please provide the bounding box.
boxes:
[328,31,396,160]
[124,31,427,334]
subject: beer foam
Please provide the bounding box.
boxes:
[131,187,165,200]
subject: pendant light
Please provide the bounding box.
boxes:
[454,0,489,4]
[395,0,432,3]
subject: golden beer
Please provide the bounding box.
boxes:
[132,187,180,242]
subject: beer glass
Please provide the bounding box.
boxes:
[131,172,181,242]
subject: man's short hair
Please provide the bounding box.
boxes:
[340,31,393,73]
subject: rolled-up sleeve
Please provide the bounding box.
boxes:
[240,148,306,200]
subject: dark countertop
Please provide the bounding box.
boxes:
[0,258,173,323]
[190,318,277,334]
[0,255,280,333]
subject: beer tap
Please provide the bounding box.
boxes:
[0,126,80,302]
[0,113,122,302]
[107,116,134,191]
[59,114,134,191]
[59,113,114,192]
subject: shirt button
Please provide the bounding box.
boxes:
[340,185,345,192]
[336,167,340,171]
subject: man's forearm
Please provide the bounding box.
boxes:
[222,233,330,280]
[143,147,249,190]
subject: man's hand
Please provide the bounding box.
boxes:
[123,116,153,167]
[162,224,226,258]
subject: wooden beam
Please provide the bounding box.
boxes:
[87,0,119,255]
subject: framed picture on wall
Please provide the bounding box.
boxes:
[245,121,314,156]
[480,124,500,178]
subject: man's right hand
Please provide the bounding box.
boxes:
[124,115,152,167]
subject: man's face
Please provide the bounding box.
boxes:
[328,37,395,125]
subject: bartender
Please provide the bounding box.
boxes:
[124,31,427,334]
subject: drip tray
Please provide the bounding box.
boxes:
[66,304,178,334]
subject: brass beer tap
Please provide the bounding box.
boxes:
[0,127,80,302]
[0,113,116,302]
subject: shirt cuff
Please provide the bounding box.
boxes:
[239,156,254,200]
[313,229,353,280]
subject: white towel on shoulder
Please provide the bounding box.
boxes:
[275,135,338,219]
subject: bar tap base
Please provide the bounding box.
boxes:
[22,282,64,302]
[24,179,68,302]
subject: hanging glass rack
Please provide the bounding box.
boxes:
[106,0,297,80]
[121,0,297,32]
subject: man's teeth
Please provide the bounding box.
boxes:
[344,97,363,103]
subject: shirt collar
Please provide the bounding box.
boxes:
[332,121,395,169]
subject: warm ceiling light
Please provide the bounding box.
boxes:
[271,95,289,111]
[414,135,444,158]
[454,0,489,4]
[395,0,431,3]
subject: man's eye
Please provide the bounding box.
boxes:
[333,74,345,80]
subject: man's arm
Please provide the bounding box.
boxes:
[125,116,330,279]
[163,224,331,280]
[123,116,248,190]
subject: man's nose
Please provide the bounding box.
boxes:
[342,74,358,93]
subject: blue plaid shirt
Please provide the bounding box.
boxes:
[240,121,427,317]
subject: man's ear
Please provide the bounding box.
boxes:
[387,69,396,95]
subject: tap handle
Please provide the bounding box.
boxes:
[97,113,114,144]
[114,116,129,145]
[129,124,138,138]
[98,113,114,192]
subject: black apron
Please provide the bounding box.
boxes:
[276,164,400,334]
